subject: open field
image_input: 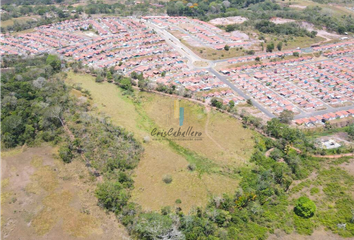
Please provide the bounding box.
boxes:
[141,93,255,165]
[2,16,40,28]
[263,35,326,50]
[284,156,354,237]
[181,39,250,60]
[1,145,130,240]
[66,72,256,211]
[279,0,354,17]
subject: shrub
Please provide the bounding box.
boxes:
[187,164,196,171]
[162,174,173,184]
[46,54,61,71]
[310,187,319,195]
[95,181,130,212]
[59,144,73,163]
[294,196,316,218]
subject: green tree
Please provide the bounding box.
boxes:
[347,124,354,140]
[120,78,132,91]
[277,42,283,51]
[294,196,316,218]
[46,54,61,71]
[95,75,104,83]
[96,181,130,212]
[211,98,223,108]
[266,42,275,52]
[138,79,148,91]
[228,100,235,109]
[134,213,176,239]
[59,144,73,163]
[107,71,113,82]
[279,110,294,124]
[225,24,236,32]
[224,44,230,51]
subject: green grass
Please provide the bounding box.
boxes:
[289,166,354,237]
[2,16,40,28]
[180,39,246,60]
[65,71,251,212]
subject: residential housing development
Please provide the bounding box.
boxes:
[1,16,354,127]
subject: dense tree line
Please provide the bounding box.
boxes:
[167,0,354,34]
[167,0,266,18]
[1,54,65,148]
[255,20,317,38]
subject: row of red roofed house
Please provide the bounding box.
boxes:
[294,109,354,126]
[312,40,354,52]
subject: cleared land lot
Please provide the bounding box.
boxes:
[66,72,255,211]
[279,0,354,17]
[1,145,129,240]
[2,16,40,28]
[181,39,249,60]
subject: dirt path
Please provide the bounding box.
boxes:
[265,148,274,157]
[314,152,354,159]
[265,145,353,159]
[204,107,225,151]
[290,145,353,159]
[62,119,75,141]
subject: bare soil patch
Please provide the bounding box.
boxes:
[269,227,345,240]
[289,4,307,9]
[209,17,248,25]
[1,145,130,240]
[270,17,296,24]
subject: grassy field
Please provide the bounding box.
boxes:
[66,72,256,211]
[181,39,248,60]
[1,145,130,240]
[279,0,354,17]
[2,16,40,28]
[262,34,326,50]
[286,157,354,237]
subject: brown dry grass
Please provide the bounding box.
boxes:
[141,92,255,166]
[1,145,130,240]
[181,40,246,60]
[65,72,255,212]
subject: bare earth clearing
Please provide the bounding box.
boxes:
[1,146,130,240]
[209,16,248,25]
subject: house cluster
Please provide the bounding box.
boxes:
[0,17,150,57]
[0,28,85,56]
[153,69,246,105]
[40,17,138,35]
[127,53,189,79]
[231,73,299,114]
[283,61,354,106]
[312,40,354,52]
[254,71,325,111]
[294,109,354,127]
[227,50,301,65]
[323,46,354,58]
[143,16,250,50]
[223,49,354,116]
[201,89,245,105]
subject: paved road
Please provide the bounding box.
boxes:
[294,105,354,119]
[146,21,212,68]
[208,68,276,118]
